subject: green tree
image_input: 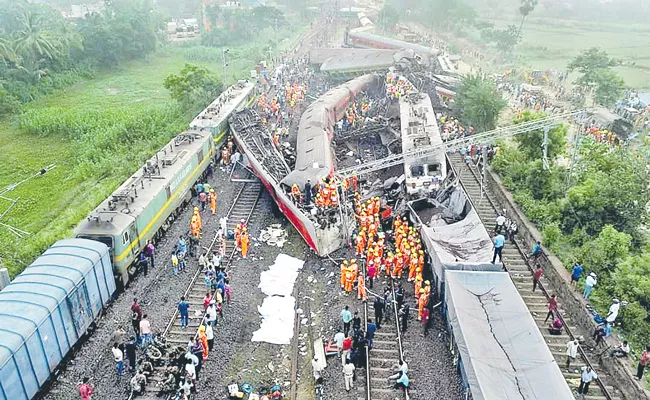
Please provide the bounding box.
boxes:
[513,111,567,161]
[164,63,223,112]
[517,0,538,38]
[568,48,625,107]
[13,11,61,68]
[591,69,625,107]
[454,74,506,132]
[561,141,650,236]
[377,5,399,31]
[576,225,631,273]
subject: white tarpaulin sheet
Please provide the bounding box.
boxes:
[252,254,304,345]
[445,271,573,400]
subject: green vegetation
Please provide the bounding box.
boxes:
[492,112,650,348]
[454,74,507,132]
[0,2,305,276]
[164,63,224,111]
[568,48,625,107]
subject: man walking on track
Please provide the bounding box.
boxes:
[491,232,505,264]
[343,360,355,392]
[374,296,384,329]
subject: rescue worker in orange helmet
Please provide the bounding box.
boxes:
[357,274,367,302]
[355,231,366,257]
[414,274,423,299]
[392,252,403,279]
[208,189,217,215]
[344,267,354,294]
[340,260,349,289]
[198,325,209,360]
[385,252,395,278]
[240,229,250,258]
[408,255,419,282]
[234,223,242,249]
[423,280,431,298]
[417,288,429,321]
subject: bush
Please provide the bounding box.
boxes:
[0,87,21,116]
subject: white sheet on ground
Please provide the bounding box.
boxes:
[251,253,304,345]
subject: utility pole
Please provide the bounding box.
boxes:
[542,127,550,170]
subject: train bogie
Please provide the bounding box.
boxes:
[0,239,115,400]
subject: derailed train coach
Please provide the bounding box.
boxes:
[345,31,439,66]
[261,74,381,255]
[0,239,116,400]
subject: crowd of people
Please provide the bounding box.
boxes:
[385,72,416,100]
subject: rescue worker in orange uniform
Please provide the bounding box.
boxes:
[355,230,366,257]
[417,288,429,321]
[340,260,349,289]
[208,189,217,215]
[240,229,250,258]
[392,252,403,279]
[423,280,431,298]
[385,252,395,278]
[191,207,202,230]
[344,267,354,294]
[234,223,242,249]
[414,274,423,299]
[198,325,209,360]
[357,274,367,302]
[190,220,200,239]
[408,255,419,282]
[291,183,302,203]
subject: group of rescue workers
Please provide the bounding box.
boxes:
[342,196,433,322]
[385,72,416,100]
[289,175,359,209]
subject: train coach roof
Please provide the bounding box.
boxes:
[350,32,439,57]
[190,81,256,130]
[320,50,397,73]
[445,271,574,400]
[75,130,211,235]
[309,48,396,65]
[0,239,109,368]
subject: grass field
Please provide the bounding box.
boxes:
[0,28,304,277]
[486,16,650,88]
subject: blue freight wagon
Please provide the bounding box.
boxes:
[0,238,116,400]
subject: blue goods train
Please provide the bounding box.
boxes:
[0,239,116,400]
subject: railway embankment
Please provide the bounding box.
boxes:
[484,166,650,400]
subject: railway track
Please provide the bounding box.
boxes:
[144,180,262,396]
[362,276,411,400]
[449,153,622,400]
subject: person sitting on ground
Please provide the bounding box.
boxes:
[387,360,408,381]
[130,370,147,396]
[549,317,563,335]
[610,341,630,358]
[393,370,410,391]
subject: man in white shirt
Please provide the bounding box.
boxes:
[495,213,506,233]
[205,301,217,327]
[343,361,355,391]
[578,366,597,395]
[388,359,409,380]
[139,315,152,348]
[112,343,124,376]
[565,340,579,370]
[583,273,597,300]
[312,357,324,382]
[606,299,620,323]
[205,323,214,351]
[333,329,345,358]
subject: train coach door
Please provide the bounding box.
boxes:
[127,223,140,259]
[67,284,93,337]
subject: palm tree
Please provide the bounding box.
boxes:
[517,0,538,39]
[0,38,17,66]
[13,11,61,63]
